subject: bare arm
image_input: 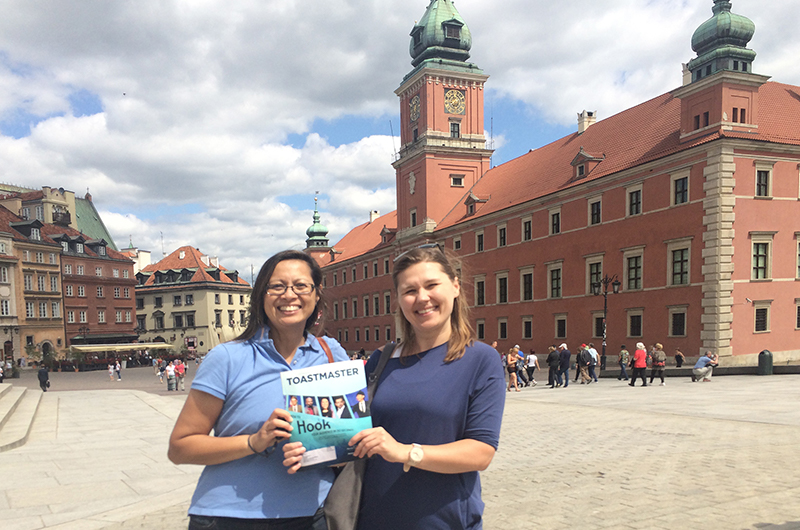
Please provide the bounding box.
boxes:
[168,389,293,466]
[284,427,494,475]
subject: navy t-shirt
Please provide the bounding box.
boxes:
[357,341,505,530]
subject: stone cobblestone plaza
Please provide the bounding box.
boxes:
[1,366,799,529]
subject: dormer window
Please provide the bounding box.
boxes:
[30,228,40,241]
[76,243,83,253]
[577,165,585,178]
[61,241,69,252]
[412,27,422,48]
[21,207,30,220]
[467,203,475,215]
[444,25,460,39]
[98,246,106,256]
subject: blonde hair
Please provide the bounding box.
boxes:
[392,246,473,362]
[655,343,663,350]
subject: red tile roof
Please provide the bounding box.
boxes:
[327,80,800,260]
[322,211,397,267]
[39,224,132,262]
[140,245,249,286]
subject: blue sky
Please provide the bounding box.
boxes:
[1,0,799,273]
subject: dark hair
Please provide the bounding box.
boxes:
[392,246,473,362]
[236,250,325,342]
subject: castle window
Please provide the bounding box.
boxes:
[410,208,417,227]
[450,122,460,139]
[732,108,739,122]
[694,115,700,130]
[740,108,746,123]
[451,175,464,187]
[413,128,418,142]
[577,165,585,178]
[733,60,739,71]
[742,63,748,72]
[705,65,712,76]
[703,112,709,127]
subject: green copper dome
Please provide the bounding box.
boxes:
[410,0,472,67]
[687,0,756,82]
[305,198,329,248]
[691,1,754,55]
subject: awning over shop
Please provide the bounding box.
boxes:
[71,342,176,353]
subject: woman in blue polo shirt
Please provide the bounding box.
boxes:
[169,250,347,530]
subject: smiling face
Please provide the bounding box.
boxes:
[262,260,320,335]
[320,397,330,409]
[334,397,344,409]
[305,397,314,407]
[396,261,460,346]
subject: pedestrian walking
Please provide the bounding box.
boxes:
[506,348,522,392]
[115,360,121,380]
[38,364,49,392]
[587,343,599,382]
[514,345,529,386]
[166,360,176,391]
[525,349,539,386]
[629,342,648,387]
[108,363,114,381]
[546,346,560,388]
[557,343,571,388]
[175,359,186,391]
[617,345,630,381]
[649,343,667,385]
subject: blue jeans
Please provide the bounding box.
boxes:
[588,365,598,382]
[618,361,629,380]
[557,368,569,387]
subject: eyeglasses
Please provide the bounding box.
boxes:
[393,242,444,263]
[265,283,316,296]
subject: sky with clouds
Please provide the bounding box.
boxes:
[1,0,799,280]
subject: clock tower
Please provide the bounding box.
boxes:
[393,0,493,238]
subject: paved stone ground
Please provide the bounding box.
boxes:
[2,368,800,529]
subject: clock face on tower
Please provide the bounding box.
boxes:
[409,95,420,122]
[444,89,466,115]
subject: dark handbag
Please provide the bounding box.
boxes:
[324,342,396,530]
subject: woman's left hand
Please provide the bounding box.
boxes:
[282,441,306,474]
[349,427,407,463]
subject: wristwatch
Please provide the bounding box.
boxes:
[403,443,424,472]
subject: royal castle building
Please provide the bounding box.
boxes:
[309,0,800,365]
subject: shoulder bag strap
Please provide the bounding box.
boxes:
[318,336,334,363]
[367,342,396,399]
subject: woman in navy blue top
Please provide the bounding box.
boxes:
[289,245,504,529]
[168,251,347,530]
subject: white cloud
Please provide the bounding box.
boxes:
[1,0,798,270]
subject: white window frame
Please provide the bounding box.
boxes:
[476,319,485,341]
[549,207,562,235]
[51,302,60,318]
[66,285,73,296]
[497,317,508,340]
[521,216,532,242]
[547,261,563,299]
[585,253,604,295]
[627,308,644,338]
[622,245,645,292]
[496,271,509,304]
[554,313,567,340]
[668,305,689,338]
[519,266,534,302]
[665,237,693,287]
[670,169,690,206]
[450,174,465,187]
[753,300,772,333]
[587,195,602,226]
[626,183,643,217]
[521,316,533,340]
[754,160,775,198]
[0,299,9,316]
[67,310,75,324]
[750,232,775,281]
[474,274,486,306]
[98,310,106,324]
[497,223,507,248]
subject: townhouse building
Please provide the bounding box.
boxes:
[135,246,251,355]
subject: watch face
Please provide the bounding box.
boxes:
[444,89,465,114]
[409,95,420,122]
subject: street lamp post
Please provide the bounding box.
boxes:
[592,275,621,371]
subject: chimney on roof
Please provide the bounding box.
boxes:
[210,256,219,267]
[577,110,596,134]
[681,63,691,86]
[369,210,380,223]
[200,255,210,267]
[85,192,92,202]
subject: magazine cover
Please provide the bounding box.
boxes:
[280,359,372,468]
